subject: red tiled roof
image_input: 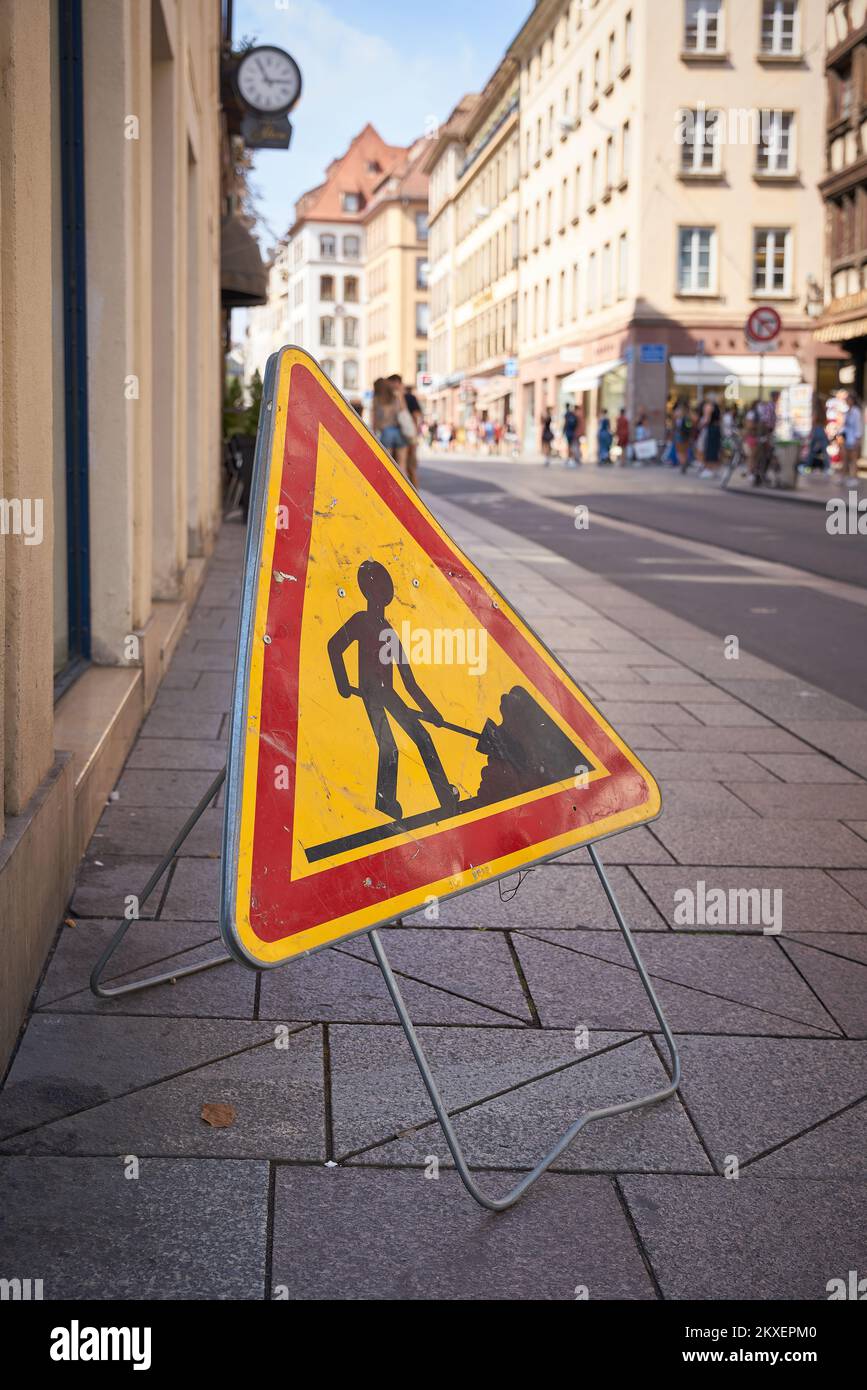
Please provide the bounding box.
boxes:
[290,123,408,232]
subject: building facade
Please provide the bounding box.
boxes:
[511,0,838,449]
[424,97,480,424]
[363,138,432,389]
[0,0,224,1065]
[814,0,867,412]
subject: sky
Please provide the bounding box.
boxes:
[232,0,530,253]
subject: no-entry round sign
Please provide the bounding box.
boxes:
[746,305,781,344]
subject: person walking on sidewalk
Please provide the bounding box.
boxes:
[541,407,555,463]
[373,377,409,477]
[597,411,613,465]
[615,407,629,463]
[842,391,863,483]
[388,374,421,487]
[563,400,580,466]
[673,399,693,472]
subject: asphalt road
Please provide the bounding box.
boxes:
[419,462,867,712]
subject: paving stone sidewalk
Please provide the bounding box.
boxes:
[1,506,865,1301]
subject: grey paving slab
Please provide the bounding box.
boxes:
[171,638,236,671]
[631,751,778,781]
[139,707,224,740]
[649,817,867,868]
[653,782,759,820]
[402,864,668,931]
[127,738,228,771]
[348,1036,709,1175]
[271,1166,656,1300]
[848,820,867,842]
[678,702,774,728]
[780,939,867,1037]
[35,920,254,1019]
[340,929,533,1019]
[748,752,860,783]
[159,667,201,690]
[635,866,867,934]
[0,1016,278,1138]
[750,1100,867,1177]
[512,932,832,1036]
[2,1025,323,1160]
[0,1156,267,1299]
[587,682,734,703]
[786,720,867,779]
[152,671,234,712]
[653,725,815,753]
[644,640,793,682]
[71,857,162,918]
[715,679,865,723]
[724,781,867,820]
[258,939,525,1026]
[330,1022,636,1155]
[561,824,675,863]
[605,724,680,750]
[830,869,867,909]
[90,805,223,857]
[632,666,710,685]
[667,1036,867,1169]
[790,932,867,965]
[525,930,838,1034]
[598,701,704,727]
[620,1176,865,1300]
[113,767,222,807]
[159,856,221,920]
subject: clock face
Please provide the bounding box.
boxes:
[236,47,302,115]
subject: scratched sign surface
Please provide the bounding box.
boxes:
[220,348,660,967]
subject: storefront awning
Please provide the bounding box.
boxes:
[814,317,867,343]
[221,211,268,309]
[474,375,513,407]
[560,357,625,393]
[670,354,802,388]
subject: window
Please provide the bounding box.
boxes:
[680,107,721,173]
[320,316,335,345]
[343,316,359,347]
[416,302,429,337]
[572,261,579,319]
[416,257,429,290]
[343,359,359,390]
[293,280,303,306]
[678,226,716,292]
[757,111,794,173]
[624,11,633,63]
[592,51,601,98]
[560,177,569,230]
[607,33,616,83]
[320,274,335,301]
[684,0,722,53]
[602,242,612,306]
[576,71,583,119]
[545,189,552,239]
[760,0,798,54]
[587,251,598,311]
[344,274,359,303]
[605,135,614,190]
[320,234,336,258]
[573,166,581,219]
[342,191,361,213]
[617,233,628,299]
[415,211,429,241]
[343,234,360,259]
[621,120,631,181]
[590,150,599,204]
[558,269,566,327]
[321,358,335,378]
[753,227,791,294]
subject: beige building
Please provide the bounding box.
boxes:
[0,0,225,1065]
[424,96,480,423]
[363,138,432,389]
[512,0,842,446]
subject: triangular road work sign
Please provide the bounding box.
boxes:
[221,348,660,966]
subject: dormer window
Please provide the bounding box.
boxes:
[342,191,362,213]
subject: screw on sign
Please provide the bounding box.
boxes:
[746,305,781,344]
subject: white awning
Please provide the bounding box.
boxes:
[560,357,625,393]
[669,354,803,388]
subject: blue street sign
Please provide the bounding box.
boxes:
[639,344,666,364]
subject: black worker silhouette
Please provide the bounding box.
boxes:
[327,560,459,822]
[307,562,595,864]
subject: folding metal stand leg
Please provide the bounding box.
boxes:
[369,841,681,1213]
[89,767,232,998]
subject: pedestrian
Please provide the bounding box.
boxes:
[562,400,580,466]
[373,377,409,477]
[673,398,692,472]
[597,411,613,465]
[615,407,629,461]
[541,407,554,463]
[842,391,863,482]
[388,374,421,487]
[805,403,830,475]
[699,399,722,478]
